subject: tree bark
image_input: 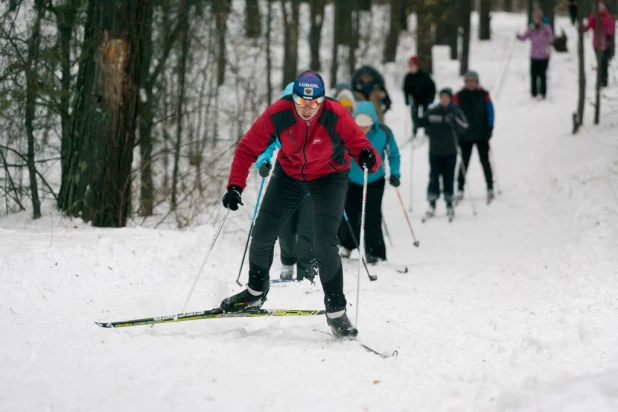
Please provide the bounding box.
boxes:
[574,6,586,133]
[25,3,46,219]
[245,0,261,38]
[58,0,148,227]
[460,0,472,75]
[347,4,360,78]
[55,0,79,198]
[213,0,231,86]
[330,0,340,88]
[479,0,492,40]
[542,0,555,31]
[359,0,371,11]
[416,4,433,72]
[266,0,273,102]
[384,0,403,63]
[281,0,300,88]
[592,0,603,125]
[309,0,325,71]
[172,0,190,209]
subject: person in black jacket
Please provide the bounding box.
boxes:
[419,88,468,218]
[351,65,392,123]
[403,55,436,137]
[453,71,496,202]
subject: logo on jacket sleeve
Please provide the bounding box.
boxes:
[313,137,322,144]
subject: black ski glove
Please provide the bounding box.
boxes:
[222,185,243,211]
[487,127,494,140]
[258,161,272,178]
[389,176,400,187]
[357,147,377,171]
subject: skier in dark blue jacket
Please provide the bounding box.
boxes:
[419,88,468,219]
[453,71,496,203]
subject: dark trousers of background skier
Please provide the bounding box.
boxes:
[411,101,429,137]
[530,58,549,97]
[278,196,316,280]
[249,163,349,312]
[457,141,494,191]
[338,178,386,261]
[428,155,457,202]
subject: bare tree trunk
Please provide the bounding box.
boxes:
[139,0,155,216]
[592,0,603,125]
[479,0,492,40]
[266,0,273,102]
[330,1,340,88]
[281,0,300,88]
[347,4,360,78]
[359,0,371,11]
[542,0,555,31]
[55,0,79,196]
[384,0,403,63]
[416,5,433,72]
[527,0,534,24]
[574,7,586,133]
[245,0,261,38]
[58,0,148,227]
[172,0,190,209]
[460,0,472,75]
[25,4,45,219]
[213,0,231,86]
[309,0,326,71]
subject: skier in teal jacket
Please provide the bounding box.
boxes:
[339,101,401,263]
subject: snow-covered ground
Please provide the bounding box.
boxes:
[2,12,618,412]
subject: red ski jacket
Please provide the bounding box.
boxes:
[227,95,381,189]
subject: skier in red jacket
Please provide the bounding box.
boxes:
[220,71,380,337]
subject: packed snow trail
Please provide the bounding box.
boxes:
[2,12,618,412]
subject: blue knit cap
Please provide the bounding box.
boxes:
[293,71,325,100]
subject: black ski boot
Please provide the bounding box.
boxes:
[446,201,455,221]
[326,311,358,339]
[221,275,270,313]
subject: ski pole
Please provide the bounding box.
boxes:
[489,144,502,195]
[235,163,270,286]
[394,187,420,247]
[343,210,376,281]
[494,37,516,101]
[180,208,230,314]
[382,215,394,247]
[356,166,369,326]
[408,134,414,212]
[451,129,478,216]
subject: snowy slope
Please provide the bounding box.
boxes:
[2,12,618,412]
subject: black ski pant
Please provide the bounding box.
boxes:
[428,154,457,202]
[249,163,349,313]
[530,58,549,97]
[278,195,316,280]
[338,178,386,261]
[457,140,494,191]
[411,101,429,137]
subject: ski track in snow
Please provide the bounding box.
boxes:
[2,11,618,412]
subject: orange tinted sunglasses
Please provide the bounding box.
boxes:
[293,94,324,109]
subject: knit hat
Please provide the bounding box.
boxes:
[336,89,356,113]
[439,88,453,98]
[293,71,325,100]
[355,113,374,127]
[409,55,420,66]
[464,70,479,82]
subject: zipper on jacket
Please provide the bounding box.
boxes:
[300,121,309,181]
[290,131,300,151]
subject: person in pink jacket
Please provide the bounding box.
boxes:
[517,9,555,100]
[584,1,616,87]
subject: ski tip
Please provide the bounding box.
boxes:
[95,321,114,328]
